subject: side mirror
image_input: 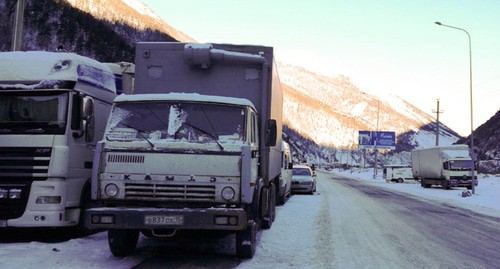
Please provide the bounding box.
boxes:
[82,97,95,142]
[71,95,95,141]
[266,119,277,147]
[288,162,293,169]
[82,97,94,119]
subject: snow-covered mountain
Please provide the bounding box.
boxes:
[279,64,461,150]
[2,0,491,168]
[64,0,194,43]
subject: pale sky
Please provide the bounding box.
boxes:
[141,0,500,136]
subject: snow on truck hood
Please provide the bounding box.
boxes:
[114,93,256,110]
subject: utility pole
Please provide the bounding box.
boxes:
[373,99,380,179]
[11,0,26,51]
[432,99,444,146]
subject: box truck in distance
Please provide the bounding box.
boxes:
[86,42,283,258]
[0,51,132,229]
[411,145,477,189]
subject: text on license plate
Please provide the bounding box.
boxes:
[144,215,184,225]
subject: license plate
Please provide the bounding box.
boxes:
[144,215,184,225]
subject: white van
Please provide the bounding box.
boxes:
[383,165,413,183]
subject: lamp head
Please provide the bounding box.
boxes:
[435,22,442,25]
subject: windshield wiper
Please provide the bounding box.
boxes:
[26,128,45,133]
[200,107,225,151]
[119,123,155,148]
[184,121,224,151]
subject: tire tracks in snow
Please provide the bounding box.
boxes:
[313,177,334,268]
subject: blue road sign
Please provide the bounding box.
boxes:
[358,131,396,150]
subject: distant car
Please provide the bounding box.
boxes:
[291,164,316,194]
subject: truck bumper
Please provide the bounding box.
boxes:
[450,179,478,187]
[85,207,247,231]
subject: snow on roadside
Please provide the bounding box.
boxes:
[332,168,500,218]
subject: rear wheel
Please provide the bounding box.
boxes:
[278,184,287,206]
[397,178,404,183]
[261,184,276,229]
[236,221,257,258]
[108,229,139,257]
[421,179,431,188]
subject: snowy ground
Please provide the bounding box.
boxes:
[239,169,500,268]
[1,169,498,268]
[334,168,500,218]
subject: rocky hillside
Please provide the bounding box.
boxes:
[0,0,191,62]
[458,110,500,173]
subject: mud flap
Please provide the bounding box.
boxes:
[236,220,257,259]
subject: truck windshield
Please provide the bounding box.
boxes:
[106,101,246,144]
[448,160,473,171]
[0,91,68,134]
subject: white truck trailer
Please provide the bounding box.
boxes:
[85,42,283,258]
[411,145,477,189]
[0,51,131,229]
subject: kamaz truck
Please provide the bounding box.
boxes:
[85,42,283,258]
[411,145,477,189]
[0,51,131,229]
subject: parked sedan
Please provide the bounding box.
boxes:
[291,164,316,194]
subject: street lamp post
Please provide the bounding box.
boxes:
[435,21,476,194]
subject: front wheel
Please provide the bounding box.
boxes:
[442,180,450,190]
[108,229,139,257]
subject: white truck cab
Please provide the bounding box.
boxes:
[0,51,129,228]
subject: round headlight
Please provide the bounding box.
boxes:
[221,187,235,201]
[104,183,119,197]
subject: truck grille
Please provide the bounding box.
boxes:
[0,147,51,179]
[124,182,216,202]
[0,148,48,219]
[107,154,145,163]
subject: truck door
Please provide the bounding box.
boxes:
[250,112,259,181]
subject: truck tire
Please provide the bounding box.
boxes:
[236,221,257,258]
[261,184,276,230]
[421,179,431,188]
[278,184,287,206]
[442,180,450,190]
[108,229,139,257]
[397,178,404,183]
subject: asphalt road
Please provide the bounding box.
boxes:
[314,171,500,269]
[133,171,500,268]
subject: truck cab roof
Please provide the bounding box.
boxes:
[114,92,256,110]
